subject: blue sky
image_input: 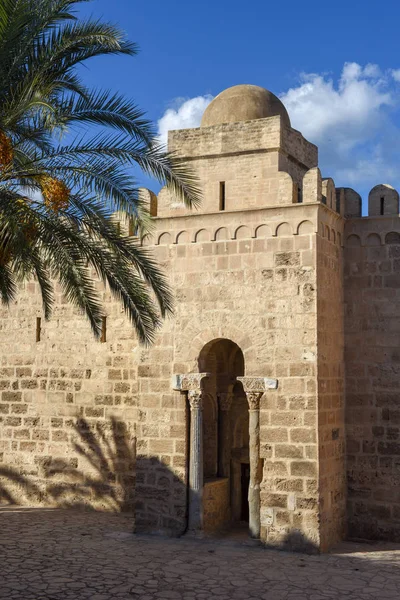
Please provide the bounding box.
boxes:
[78,0,400,212]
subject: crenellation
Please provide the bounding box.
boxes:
[339,187,362,218]
[322,178,336,210]
[302,167,322,204]
[368,184,399,217]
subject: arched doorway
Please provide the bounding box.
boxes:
[198,339,249,533]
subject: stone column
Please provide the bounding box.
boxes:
[237,376,278,539]
[172,372,210,533]
[246,391,263,538]
[188,390,203,531]
[217,392,233,478]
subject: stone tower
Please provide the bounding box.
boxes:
[0,84,399,552]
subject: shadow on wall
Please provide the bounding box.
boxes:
[0,417,317,552]
[0,417,187,536]
[0,417,136,511]
[266,530,320,555]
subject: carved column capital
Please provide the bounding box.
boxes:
[245,391,263,411]
[188,390,203,410]
[172,372,210,392]
[218,392,233,411]
[237,376,278,393]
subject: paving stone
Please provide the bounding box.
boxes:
[0,508,400,600]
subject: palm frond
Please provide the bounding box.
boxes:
[0,0,201,341]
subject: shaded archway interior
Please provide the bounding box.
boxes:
[198,339,249,532]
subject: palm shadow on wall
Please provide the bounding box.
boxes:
[0,417,136,512]
[0,416,187,536]
[0,465,42,505]
[45,417,136,511]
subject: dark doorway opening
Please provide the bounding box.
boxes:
[240,463,250,522]
[197,338,248,534]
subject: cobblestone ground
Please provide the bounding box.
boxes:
[1,508,400,600]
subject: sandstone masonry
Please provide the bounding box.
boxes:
[0,84,399,552]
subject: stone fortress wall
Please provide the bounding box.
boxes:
[0,84,399,551]
[343,185,400,542]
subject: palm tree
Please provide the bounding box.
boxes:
[0,0,200,343]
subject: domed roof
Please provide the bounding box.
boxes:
[201,84,290,128]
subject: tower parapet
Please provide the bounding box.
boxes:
[157,85,318,218]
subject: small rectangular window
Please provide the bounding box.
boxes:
[219,182,226,211]
[128,218,139,237]
[36,317,41,343]
[100,316,107,343]
[380,197,385,215]
[298,186,303,203]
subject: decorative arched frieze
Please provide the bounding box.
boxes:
[255,224,272,238]
[234,225,252,240]
[157,232,172,245]
[345,234,361,247]
[194,229,211,243]
[214,227,230,241]
[325,225,331,241]
[385,232,400,245]
[175,230,190,244]
[274,222,292,237]
[296,220,314,235]
[365,233,382,247]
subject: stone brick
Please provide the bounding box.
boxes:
[261,493,287,509]
[275,444,304,459]
[261,427,288,442]
[2,391,22,402]
[291,461,317,478]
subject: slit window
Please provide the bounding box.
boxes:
[219,182,226,211]
[128,218,139,237]
[298,186,303,203]
[36,317,41,342]
[380,197,385,215]
[100,316,107,343]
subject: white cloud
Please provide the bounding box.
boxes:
[158,63,400,194]
[280,62,400,190]
[280,63,392,149]
[157,95,213,146]
[391,69,400,82]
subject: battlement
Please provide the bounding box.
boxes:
[122,180,400,255]
[125,87,400,254]
[337,183,400,219]
[134,167,344,222]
